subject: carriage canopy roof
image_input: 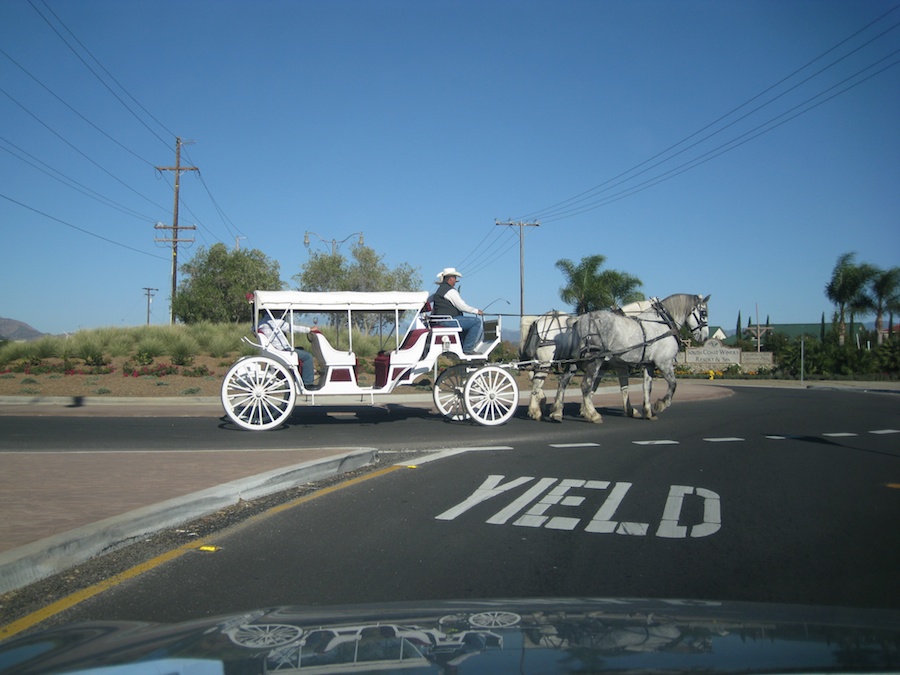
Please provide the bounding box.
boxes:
[253,290,429,312]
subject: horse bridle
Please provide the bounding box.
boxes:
[688,304,708,341]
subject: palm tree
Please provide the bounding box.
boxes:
[870,267,900,344]
[556,255,644,314]
[824,252,876,346]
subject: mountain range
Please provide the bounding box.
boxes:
[0,318,45,342]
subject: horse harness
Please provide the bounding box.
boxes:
[578,298,682,364]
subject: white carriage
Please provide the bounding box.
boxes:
[220,290,520,430]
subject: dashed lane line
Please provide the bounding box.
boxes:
[632,440,679,446]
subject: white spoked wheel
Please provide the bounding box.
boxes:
[226,623,304,648]
[463,366,519,426]
[433,364,470,421]
[467,611,521,628]
[221,356,297,431]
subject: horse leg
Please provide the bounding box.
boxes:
[614,364,637,418]
[578,359,603,424]
[652,362,678,415]
[527,369,547,421]
[641,366,656,420]
[548,367,574,422]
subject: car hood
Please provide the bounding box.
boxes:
[2,597,899,674]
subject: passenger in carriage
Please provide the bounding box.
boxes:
[256,310,316,387]
[429,267,484,354]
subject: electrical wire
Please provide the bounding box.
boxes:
[1,192,169,261]
[29,0,175,149]
[516,5,900,224]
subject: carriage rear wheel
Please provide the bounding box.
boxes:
[221,356,297,431]
[463,365,519,426]
[433,364,470,421]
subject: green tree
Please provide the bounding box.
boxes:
[825,252,877,346]
[555,255,644,314]
[869,267,900,344]
[173,243,284,323]
[293,243,421,293]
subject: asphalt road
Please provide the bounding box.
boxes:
[27,385,900,626]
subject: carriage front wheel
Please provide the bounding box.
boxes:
[221,356,297,431]
[463,366,519,426]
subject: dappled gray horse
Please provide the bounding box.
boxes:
[519,311,576,421]
[548,294,710,423]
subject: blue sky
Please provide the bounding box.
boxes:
[2,0,898,336]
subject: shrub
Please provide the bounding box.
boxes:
[73,336,108,367]
[32,336,62,360]
[166,334,199,367]
[135,337,166,366]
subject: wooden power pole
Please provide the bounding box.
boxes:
[495,220,539,317]
[155,137,197,324]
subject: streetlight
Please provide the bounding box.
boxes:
[303,231,364,255]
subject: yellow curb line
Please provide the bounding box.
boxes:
[0,465,406,642]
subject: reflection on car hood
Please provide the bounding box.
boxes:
[2,598,899,674]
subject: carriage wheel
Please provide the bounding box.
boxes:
[221,356,297,431]
[433,364,470,421]
[226,623,303,648]
[467,611,521,628]
[463,366,519,426]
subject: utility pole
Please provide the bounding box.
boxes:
[142,287,157,325]
[495,220,539,317]
[155,137,198,324]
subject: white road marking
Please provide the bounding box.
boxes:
[438,475,720,539]
[549,443,601,448]
[401,446,513,466]
[633,440,679,446]
[870,429,900,435]
[823,432,857,437]
[703,437,745,443]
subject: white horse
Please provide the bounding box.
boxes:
[548,294,710,423]
[519,311,576,421]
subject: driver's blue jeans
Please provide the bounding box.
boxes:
[456,315,483,352]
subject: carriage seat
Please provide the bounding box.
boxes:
[307,330,358,385]
[252,332,299,367]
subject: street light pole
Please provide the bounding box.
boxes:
[303,231,364,255]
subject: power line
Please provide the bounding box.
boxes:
[0,46,159,169]
[28,0,174,149]
[517,6,900,224]
[1,192,168,260]
[0,85,170,215]
[0,135,158,222]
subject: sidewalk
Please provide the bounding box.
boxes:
[0,379,895,596]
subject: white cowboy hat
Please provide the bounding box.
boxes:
[435,267,463,283]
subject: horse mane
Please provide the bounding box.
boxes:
[658,294,703,322]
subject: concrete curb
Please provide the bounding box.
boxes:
[0,448,377,595]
